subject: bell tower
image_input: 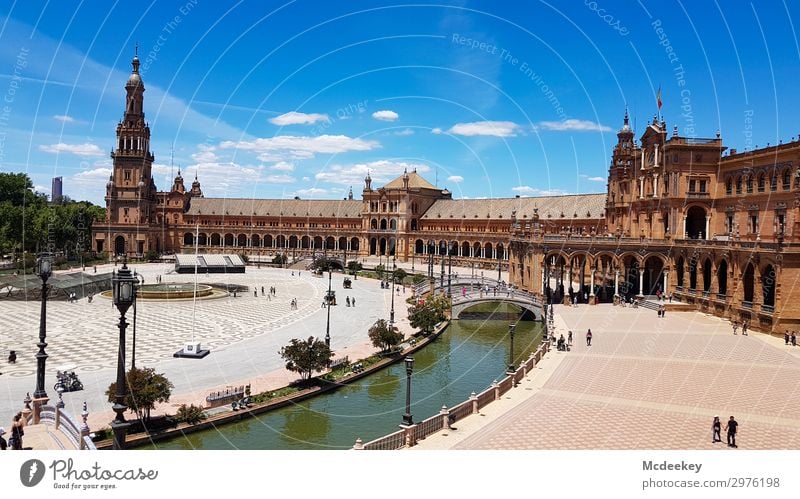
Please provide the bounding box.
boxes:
[607,108,637,235]
[100,49,158,256]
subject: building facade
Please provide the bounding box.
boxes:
[93,55,799,333]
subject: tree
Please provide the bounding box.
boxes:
[408,303,439,334]
[393,268,407,283]
[368,319,404,352]
[347,260,362,275]
[106,367,174,422]
[279,336,333,380]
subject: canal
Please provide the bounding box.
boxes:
[154,303,543,449]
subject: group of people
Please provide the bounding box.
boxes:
[345,296,356,307]
[0,412,25,450]
[657,305,666,318]
[711,415,738,448]
[784,331,798,346]
[732,320,749,336]
[290,298,298,310]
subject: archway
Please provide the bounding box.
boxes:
[743,263,755,303]
[642,255,664,296]
[389,237,396,256]
[210,233,221,246]
[686,206,707,239]
[114,235,126,255]
[717,260,728,295]
[410,219,417,231]
[379,238,387,255]
[198,233,207,246]
[371,218,378,230]
[688,254,698,289]
[461,241,470,258]
[621,255,639,299]
[277,235,286,249]
[184,233,194,246]
[224,233,234,246]
[762,264,776,307]
[252,234,261,247]
[290,235,299,249]
[313,236,322,250]
[237,234,247,247]
[380,219,387,230]
[702,258,712,292]
[484,242,493,259]
[676,256,685,287]
[325,236,335,250]
[301,236,310,249]
[415,239,424,254]
[350,237,359,252]
[389,219,397,230]
[369,237,377,256]
[265,235,274,248]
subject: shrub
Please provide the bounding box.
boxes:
[175,404,207,425]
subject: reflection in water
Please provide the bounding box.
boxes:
[155,302,542,450]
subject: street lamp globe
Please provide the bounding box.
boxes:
[37,254,52,280]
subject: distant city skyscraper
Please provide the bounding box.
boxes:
[51,176,62,204]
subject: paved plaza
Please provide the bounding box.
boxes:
[0,261,413,430]
[415,304,800,450]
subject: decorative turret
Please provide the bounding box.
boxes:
[190,172,203,197]
[347,186,353,200]
[402,168,409,189]
[172,168,185,193]
[364,171,372,190]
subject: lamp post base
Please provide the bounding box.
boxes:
[111,420,130,450]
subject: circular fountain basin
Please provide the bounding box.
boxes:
[102,283,217,300]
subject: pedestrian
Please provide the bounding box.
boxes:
[253,289,257,297]
[786,331,790,345]
[0,426,6,450]
[568,330,573,345]
[10,413,24,450]
[724,416,738,448]
[657,307,661,318]
[792,331,797,347]
[462,286,466,298]
[586,329,593,347]
[352,297,356,307]
[732,321,738,335]
[573,295,578,307]
[742,321,748,336]
[346,296,350,307]
[261,286,265,296]
[712,416,722,443]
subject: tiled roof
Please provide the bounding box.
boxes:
[186,198,362,218]
[383,171,439,190]
[421,194,607,220]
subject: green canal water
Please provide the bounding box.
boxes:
[154,303,543,450]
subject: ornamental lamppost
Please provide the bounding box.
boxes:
[402,356,414,425]
[111,257,136,450]
[427,240,434,279]
[447,242,453,297]
[440,243,445,293]
[131,272,144,370]
[32,253,52,421]
[390,257,396,325]
[325,268,332,352]
[507,322,516,378]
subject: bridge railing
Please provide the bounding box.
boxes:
[22,401,94,450]
[413,277,503,296]
[355,341,551,450]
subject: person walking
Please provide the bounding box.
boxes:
[742,321,748,336]
[792,331,797,347]
[724,416,738,448]
[10,413,24,450]
[712,416,722,443]
[568,330,573,346]
[352,297,356,307]
[732,321,738,335]
[786,331,790,345]
[586,329,593,347]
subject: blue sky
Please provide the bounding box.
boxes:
[1,0,799,204]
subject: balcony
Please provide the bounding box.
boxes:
[760,304,774,314]
[742,301,753,310]
[716,293,728,301]
[686,192,710,198]
[701,291,711,299]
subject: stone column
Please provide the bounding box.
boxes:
[590,270,596,296]
[663,271,669,295]
[654,173,659,197]
[541,264,546,294]
[638,269,645,297]
[640,177,645,198]
[614,270,619,296]
[705,215,710,240]
[683,216,687,238]
[654,143,659,167]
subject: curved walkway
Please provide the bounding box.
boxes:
[415,303,800,449]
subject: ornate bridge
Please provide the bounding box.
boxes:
[414,276,544,320]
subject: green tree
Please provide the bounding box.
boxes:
[408,303,439,334]
[279,336,333,380]
[368,319,404,352]
[106,367,174,422]
[392,268,407,283]
[175,404,207,425]
[347,260,362,275]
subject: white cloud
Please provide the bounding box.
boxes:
[587,176,605,182]
[270,161,295,172]
[447,175,464,183]
[191,144,218,163]
[431,127,443,135]
[448,121,519,137]
[293,187,329,198]
[394,128,415,136]
[315,160,430,186]
[39,142,103,156]
[372,110,399,122]
[220,135,380,161]
[53,114,75,123]
[302,176,310,181]
[264,174,295,184]
[512,185,570,196]
[269,111,330,126]
[184,162,266,195]
[536,119,612,132]
[34,184,51,195]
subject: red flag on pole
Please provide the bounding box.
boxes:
[657,85,662,110]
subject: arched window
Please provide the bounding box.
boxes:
[757,173,765,192]
[783,169,791,190]
[735,176,742,194]
[725,177,732,195]
[389,219,397,230]
[746,175,753,193]
[371,218,377,229]
[770,174,778,191]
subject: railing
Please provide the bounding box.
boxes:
[28,404,93,450]
[58,409,82,449]
[476,387,495,410]
[448,400,474,424]
[742,301,753,309]
[415,414,444,441]
[498,377,514,396]
[716,293,728,300]
[362,429,406,450]
[761,304,774,314]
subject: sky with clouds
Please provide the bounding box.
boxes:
[1,1,799,204]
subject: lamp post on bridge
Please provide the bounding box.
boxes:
[111,257,136,450]
[507,322,517,385]
[325,268,332,352]
[447,242,453,297]
[32,253,52,421]
[402,356,414,425]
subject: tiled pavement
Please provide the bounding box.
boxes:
[447,304,800,450]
